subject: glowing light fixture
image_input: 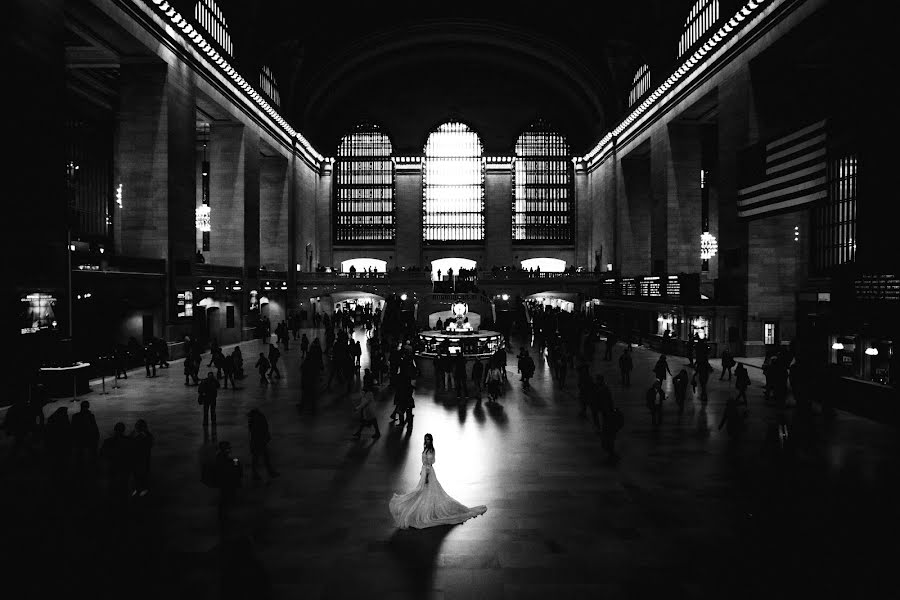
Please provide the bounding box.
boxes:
[116,184,123,208]
[865,347,879,356]
[832,342,844,350]
[501,294,509,301]
[400,293,408,301]
[700,231,718,260]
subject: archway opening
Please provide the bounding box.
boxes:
[431,257,477,281]
[340,258,387,274]
[520,257,566,272]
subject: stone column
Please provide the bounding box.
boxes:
[573,162,590,267]
[260,155,289,271]
[394,161,423,268]
[485,161,513,268]
[619,156,651,276]
[658,124,703,274]
[208,122,259,271]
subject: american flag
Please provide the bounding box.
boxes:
[737,120,827,219]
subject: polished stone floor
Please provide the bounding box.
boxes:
[2,326,898,600]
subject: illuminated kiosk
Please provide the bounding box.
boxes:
[417,302,504,359]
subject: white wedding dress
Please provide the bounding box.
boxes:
[389,449,487,529]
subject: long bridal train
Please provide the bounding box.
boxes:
[389,439,486,530]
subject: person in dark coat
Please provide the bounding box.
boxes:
[208,346,225,380]
[222,352,237,390]
[130,419,154,496]
[453,355,469,399]
[143,342,157,377]
[591,375,612,432]
[214,441,242,526]
[300,333,309,359]
[101,422,133,503]
[673,368,690,414]
[653,355,672,383]
[248,409,279,480]
[517,347,535,390]
[735,363,751,405]
[718,396,747,439]
[71,400,100,470]
[471,359,484,399]
[114,344,129,380]
[618,347,633,386]
[646,380,664,426]
[720,349,736,380]
[154,337,170,369]
[267,344,281,379]
[692,359,714,403]
[44,406,72,480]
[198,372,220,426]
[184,351,199,385]
[255,353,270,385]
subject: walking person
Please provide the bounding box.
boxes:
[353,378,382,439]
[720,348,736,380]
[735,362,751,406]
[44,406,72,483]
[130,419,154,496]
[600,401,624,463]
[255,353,270,385]
[653,355,673,384]
[248,408,279,480]
[591,375,612,432]
[718,396,747,439]
[184,352,199,385]
[222,351,237,390]
[300,333,309,360]
[353,340,362,367]
[70,400,99,471]
[100,422,132,505]
[576,364,593,419]
[471,359,484,399]
[198,372,220,426]
[453,354,468,400]
[267,343,282,380]
[693,359,714,403]
[673,368,690,414]
[143,342,157,378]
[519,350,535,390]
[618,346,633,387]
[208,346,225,380]
[114,345,128,380]
[646,380,664,426]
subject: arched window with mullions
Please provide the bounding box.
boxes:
[194,0,233,56]
[678,0,719,58]
[423,122,484,243]
[513,121,573,243]
[334,124,395,244]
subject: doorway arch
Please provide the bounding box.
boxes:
[431,257,477,281]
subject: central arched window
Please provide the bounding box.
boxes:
[678,0,719,58]
[513,122,573,243]
[334,124,395,244]
[423,122,484,243]
[194,0,233,56]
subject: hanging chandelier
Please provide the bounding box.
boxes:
[700,231,718,260]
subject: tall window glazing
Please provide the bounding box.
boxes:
[678,0,719,58]
[259,66,280,108]
[628,64,650,107]
[513,122,573,243]
[194,0,233,56]
[813,153,857,271]
[423,122,484,242]
[334,124,395,244]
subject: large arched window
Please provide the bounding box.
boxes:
[423,122,484,243]
[513,121,573,243]
[194,0,233,56]
[334,124,395,244]
[678,0,719,58]
[628,64,650,107]
[259,65,280,108]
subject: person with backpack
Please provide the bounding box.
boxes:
[198,372,220,427]
[735,362,751,406]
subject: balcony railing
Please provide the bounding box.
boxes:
[477,270,602,282]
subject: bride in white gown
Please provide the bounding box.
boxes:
[390,434,487,529]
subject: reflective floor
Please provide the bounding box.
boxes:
[2,326,898,599]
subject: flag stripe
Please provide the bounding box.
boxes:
[738,120,827,219]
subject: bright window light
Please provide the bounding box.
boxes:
[521,258,566,272]
[423,122,484,242]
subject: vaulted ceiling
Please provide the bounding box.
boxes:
[160,1,698,154]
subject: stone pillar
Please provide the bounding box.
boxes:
[619,156,651,276]
[208,123,259,270]
[260,155,289,271]
[116,61,195,325]
[395,161,423,268]
[574,163,590,267]
[485,161,513,268]
[292,154,319,273]
[315,162,332,269]
[659,124,703,274]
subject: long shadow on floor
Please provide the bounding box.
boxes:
[388,524,456,598]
